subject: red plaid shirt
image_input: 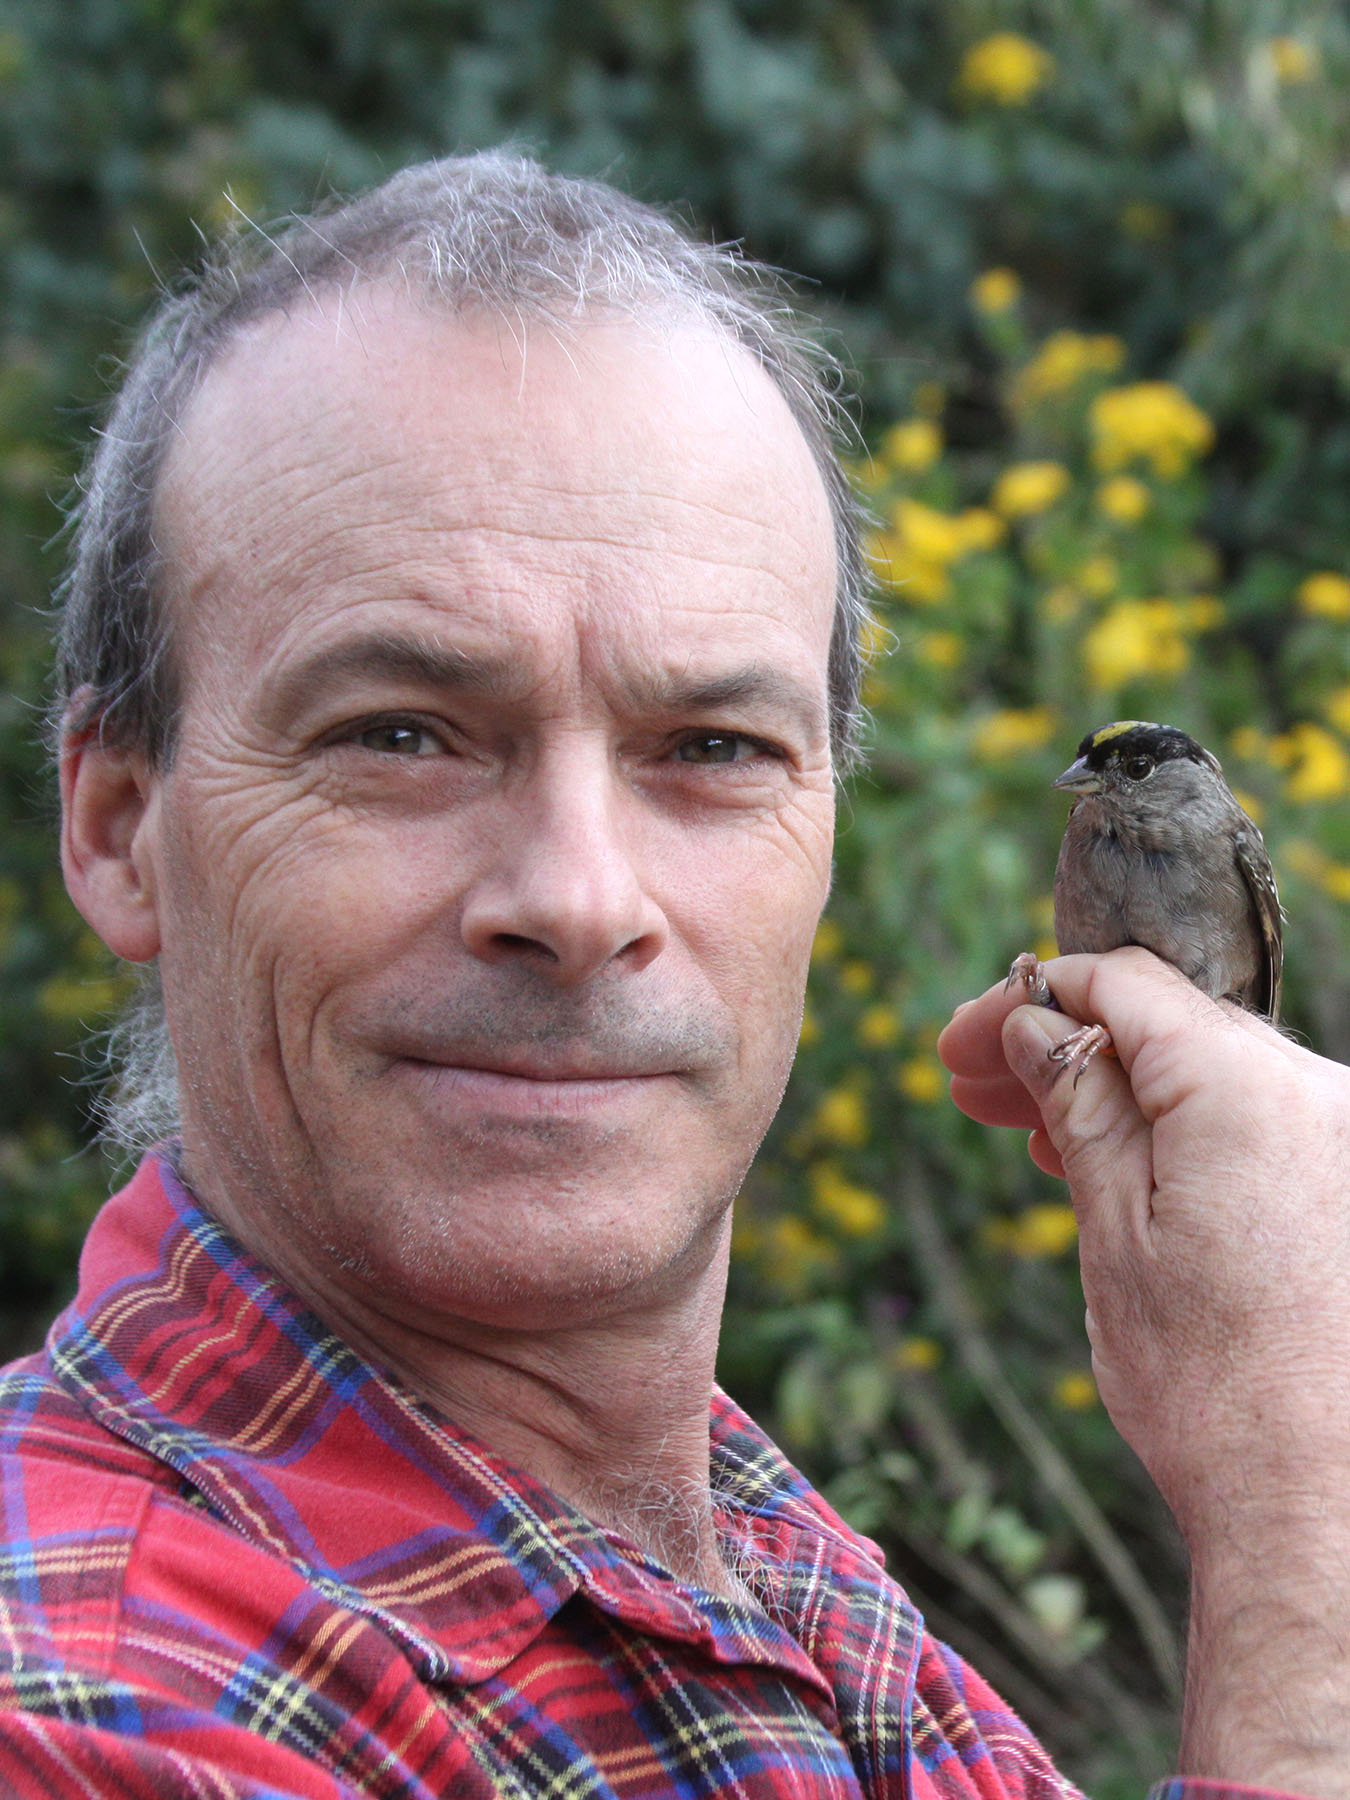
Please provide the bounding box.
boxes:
[0,1154,1286,1799]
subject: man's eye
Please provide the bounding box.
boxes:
[357,721,441,756]
[674,733,763,765]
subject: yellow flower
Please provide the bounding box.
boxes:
[798,1001,820,1048]
[1090,382,1214,478]
[956,507,1005,552]
[992,461,1071,519]
[894,497,971,564]
[813,1082,868,1148]
[958,32,1055,105]
[917,630,964,669]
[971,266,1021,314]
[840,959,873,996]
[1075,555,1118,597]
[1297,571,1350,620]
[869,500,1002,607]
[38,974,130,1022]
[857,1003,902,1049]
[897,1055,944,1105]
[1276,721,1350,803]
[1267,36,1317,84]
[847,454,890,495]
[1325,685,1350,736]
[972,706,1056,761]
[1083,598,1207,689]
[1283,840,1350,902]
[1011,331,1125,410]
[1119,200,1172,241]
[1041,585,1080,623]
[866,531,949,605]
[1281,837,1324,878]
[986,1202,1079,1258]
[760,1215,840,1294]
[1230,724,1277,766]
[1095,475,1151,524]
[881,417,943,474]
[1053,1371,1099,1411]
[1179,594,1224,629]
[894,1335,942,1373]
[811,917,843,962]
[810,1161,886,1237]
[730,1218,762,1260]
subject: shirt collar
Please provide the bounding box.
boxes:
[50,1152,878,1693]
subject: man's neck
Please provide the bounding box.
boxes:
[369,1280,734,1585]
[193,1167,741,1595]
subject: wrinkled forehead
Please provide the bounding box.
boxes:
[151,285,839,711]
[156,283,833,555]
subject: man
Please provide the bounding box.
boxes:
[7,150,1349,1797]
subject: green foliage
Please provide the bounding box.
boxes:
[6,2,1350,1789]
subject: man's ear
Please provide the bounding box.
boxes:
[60,727,162,964]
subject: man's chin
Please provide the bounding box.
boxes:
[334,1179,736,1332]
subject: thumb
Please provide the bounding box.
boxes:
[1001,1002,1153,1216]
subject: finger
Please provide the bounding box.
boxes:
[948,1071,1043,1129]
[938,977,1052,1079]
[1027,1126,1066,1180]
[1002,1001,1152,1222]
[1026,947,1291,1088]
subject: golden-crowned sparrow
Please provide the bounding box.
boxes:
[1010,720,1283,1078]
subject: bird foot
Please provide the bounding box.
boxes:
[1046,1023,1115,1087]
[1006,951,1057,1011]
[1007,953,1113,1084]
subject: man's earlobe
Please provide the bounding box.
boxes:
[60,728,162,964]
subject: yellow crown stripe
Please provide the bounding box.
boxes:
[1090,718,1155,747]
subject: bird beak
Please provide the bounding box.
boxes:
[1053,756,1103,795]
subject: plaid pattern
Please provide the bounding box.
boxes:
[0,1153,1193,1798]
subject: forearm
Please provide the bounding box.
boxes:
[1179,1505,1350,1798]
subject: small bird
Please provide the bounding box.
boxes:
[1010,720,1283,1078]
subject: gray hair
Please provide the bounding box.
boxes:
[57,150,869,1158]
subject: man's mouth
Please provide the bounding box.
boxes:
[392,1055,675,1125]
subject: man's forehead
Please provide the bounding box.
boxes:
[159,283,820,493]
[151,284,838,715]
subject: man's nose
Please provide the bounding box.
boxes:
[458,750,669,985]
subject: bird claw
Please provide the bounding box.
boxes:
[1046,1023,1115,1087]
[1007,953,1112,1082]
[1006,951,1056,1011]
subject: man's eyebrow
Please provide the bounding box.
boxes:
[265,633,516,715]
[265,634,828,739]
[638,667,828,740]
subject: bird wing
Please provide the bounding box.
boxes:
[1234,823,1284,1021]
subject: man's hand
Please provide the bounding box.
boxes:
[939,948,1350,1798]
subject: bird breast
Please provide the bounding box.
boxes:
[1052,796,1262,1005]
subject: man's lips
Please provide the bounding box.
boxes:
[391,1055,676,1123]
[395,1049,679,1082]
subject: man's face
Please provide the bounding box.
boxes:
[138,289,838,1330]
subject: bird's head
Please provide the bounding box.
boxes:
[1054,720,1225,817]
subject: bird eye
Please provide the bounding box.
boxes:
[1122,754,1155,780]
